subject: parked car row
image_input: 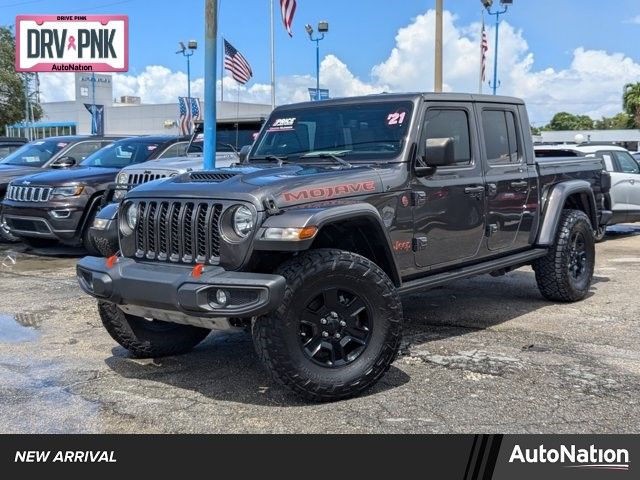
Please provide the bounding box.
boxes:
[0,118,264,251]
[534,143,640,240]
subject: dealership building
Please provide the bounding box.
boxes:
[6,73,272,138]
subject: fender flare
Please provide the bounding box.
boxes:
[254,203,401,285]
[536,180,598,246]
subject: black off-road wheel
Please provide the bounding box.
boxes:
[98,301,211,358]
[533,209,595,302]
[82,207,101,256]
[91,231,119,257]
[252,249,402,402]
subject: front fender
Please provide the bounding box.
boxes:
[536,180,597,246]
[96,201,119,221]
[253,202,401,284]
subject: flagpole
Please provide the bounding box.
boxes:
[204,0,218,169]
[479,11,484,95]
[221,35,225,102]
[270,0,276,109]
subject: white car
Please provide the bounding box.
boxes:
[535,144,640,238]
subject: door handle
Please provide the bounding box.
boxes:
[630,179,636,185]
[510,181,528,190]
[464,186,485,195]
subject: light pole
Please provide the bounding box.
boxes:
[176,40,198,131]
[434,0,443,93]
[482,0,512,95]
[305,21,329,101]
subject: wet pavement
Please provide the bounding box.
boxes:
[1,226,640,433]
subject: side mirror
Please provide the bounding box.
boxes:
[52,156,76,168]
[239,145,252,164]
[415,137,455,176]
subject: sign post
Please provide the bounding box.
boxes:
[204,0,218,170]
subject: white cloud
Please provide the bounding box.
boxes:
[626,15,640,24]
[36,9,640,126]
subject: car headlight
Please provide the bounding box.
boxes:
[233,206,255,238]
[52,186,84,197]
[125,203,138,232]
[117,172,128,184]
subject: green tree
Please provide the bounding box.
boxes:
[546,112,594,131]
[595,112,634,130]
[0,26,42,133]
[623,83,640,128]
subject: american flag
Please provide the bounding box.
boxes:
[224,39,253,85]
[178,97,201,136]
[480,19,489,83]
[280,0,297,37]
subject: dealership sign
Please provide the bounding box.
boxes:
[16,15,128,72]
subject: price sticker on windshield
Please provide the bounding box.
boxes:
[268,117,297,132]
[386,110,408,128]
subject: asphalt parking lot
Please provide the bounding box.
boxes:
[1,225,640,434]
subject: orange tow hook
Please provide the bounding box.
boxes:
[192,263,205,278]
[106,255,118,269]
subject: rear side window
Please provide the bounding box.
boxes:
[612,151,640,174]
[482,110,521,165]
[423,109,471,166]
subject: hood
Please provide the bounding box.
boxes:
[9,166,120,187]
[126,163,387,211]
[0,165,41,186]
[122,156,204,174]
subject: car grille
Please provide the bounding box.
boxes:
[133,200,223,264]
[5,185,52,202]
[127,173,168,186]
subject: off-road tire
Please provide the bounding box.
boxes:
[92,232,119,257]
[533,209,595,302]
[252,249,402,402]
[21,237,59,249]
[98,301,211,358]
[82,207,101,256]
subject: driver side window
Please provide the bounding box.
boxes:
[65,141,104,161]
[423,109,472,167]
[613,151,640,174]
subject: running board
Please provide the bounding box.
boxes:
[398,248,548,295]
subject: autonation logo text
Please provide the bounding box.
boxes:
[509,444,630,471]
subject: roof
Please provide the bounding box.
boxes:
[275,92,525,110]
[534,144,628,154]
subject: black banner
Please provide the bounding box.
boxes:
[0,435,636,478]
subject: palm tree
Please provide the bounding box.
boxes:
[623,83,640,128]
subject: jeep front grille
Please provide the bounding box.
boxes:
[127,173,168,186]
[5,185,52,202]
[133,200,223,264]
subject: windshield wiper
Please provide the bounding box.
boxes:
[300,152,352,168]
[251,155,289,166]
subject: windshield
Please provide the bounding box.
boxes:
[187,123,261,154]
[251,102,413,162]
[81,140,163,168]
[0,139,68,167]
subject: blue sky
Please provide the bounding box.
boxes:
[2,0,640,124]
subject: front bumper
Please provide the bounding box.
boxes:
[1,202,84,241]
[76,256,286,320]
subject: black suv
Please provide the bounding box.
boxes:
[0,135,122,242]
[78,93,610,401]
[2,136,187,252]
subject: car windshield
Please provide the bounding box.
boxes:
[81,140,163,168]
[0,139,69,167]
[187,123,261,154]
[251,101,414,162]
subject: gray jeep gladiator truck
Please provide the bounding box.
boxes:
[77,93,610,401]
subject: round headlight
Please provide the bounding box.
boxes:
[117,172,128,185]
[126,203,138,231]
[233,206,254,238]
